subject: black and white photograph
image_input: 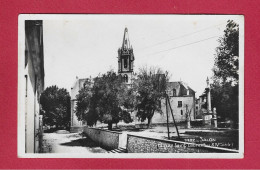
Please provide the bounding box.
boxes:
[17,14,244,158]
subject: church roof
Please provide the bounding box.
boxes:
[167,81,195,93]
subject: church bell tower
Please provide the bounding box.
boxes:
[118,27,135,84]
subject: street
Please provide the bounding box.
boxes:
[42,130,107,153]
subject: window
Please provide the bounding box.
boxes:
[173,89,176,96]
[123,74,128,83]
[124,58,128,68]
[178,101,182,107]
[181,110,183,115]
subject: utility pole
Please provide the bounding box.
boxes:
[159,73,171,140]
[166,95,180,139]
[165,95,170,139]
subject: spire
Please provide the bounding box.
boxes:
[206,77,209,88]
[122,27,131,50]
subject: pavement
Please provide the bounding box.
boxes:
[42,131,107,153]
[42,127,238,153]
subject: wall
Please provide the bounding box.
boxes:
[70,78,87,128]
[24,20,44,153]
[71,100,83,127]
[127,134,238,153]
[70,126,84,133]
[25,56,36,153]
[152,96,195,124]
[83,126,121,150]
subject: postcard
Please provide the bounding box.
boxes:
[17,14,244,158]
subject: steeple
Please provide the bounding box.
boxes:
[117,27,135,84]
[206,77,209,88]
[122,27,131,50]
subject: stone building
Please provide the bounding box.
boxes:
[70,77,91,132]
[75,28,196,128]
[24,20,45,153]
[196,91,207,119]
[152,81,196,123]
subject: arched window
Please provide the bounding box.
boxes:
[173,88,176,96]
[123,74,128,83]
[124,58,128,68]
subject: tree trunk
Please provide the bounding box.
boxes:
[108,123,113,130]
[147,110,155,129]
[147,118,151,129]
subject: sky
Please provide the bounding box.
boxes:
[42,15,241,96]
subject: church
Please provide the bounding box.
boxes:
[117,28,196,124]
[70,28,197,131]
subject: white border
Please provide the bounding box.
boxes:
[17,14,244,158]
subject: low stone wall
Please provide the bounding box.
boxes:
[127,134,239,153]
[83,126,122,150]
[70,126,84,133]
[134,122,186,129]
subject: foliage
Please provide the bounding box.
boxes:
[213,20,239,84]
[74,78,98,126]
[211,20,239,123]
[40,85,71,129]
[133,66,169,127]
[211,79,238,123]
[75,70,134,130]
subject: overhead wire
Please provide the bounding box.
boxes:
[135,22,226,52]
[147,35,219,57]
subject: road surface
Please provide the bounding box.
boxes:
[42,130,107,153]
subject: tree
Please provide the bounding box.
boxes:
[211,79,238,123]
[211,20,239,124]
[185,103,193,129]
[133,66,169,128]
[74,78,98,126]
[75,70,134,130]
[40,85,71,129]
[213,20,239,84]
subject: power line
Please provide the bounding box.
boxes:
[136,22,226,52]
[147,35,219,57]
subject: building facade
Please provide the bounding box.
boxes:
[152,81,196,123]
[70,77,90,132]
[24,20,45,153]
